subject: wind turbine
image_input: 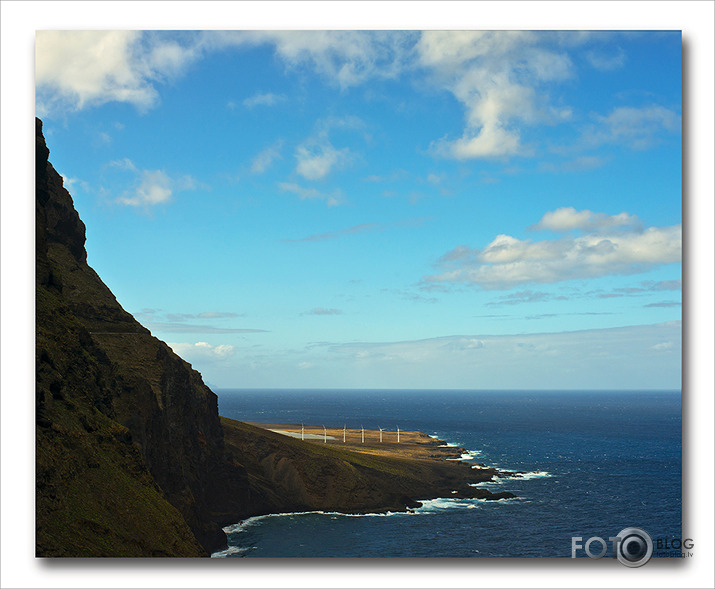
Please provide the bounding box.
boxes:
[343,424,346,443]
[323,425,327,444]
[397,425,400,443]
[361,424,365,443]
[379,427,383,443]
[301,423,304,441]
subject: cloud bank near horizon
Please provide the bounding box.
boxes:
[169,321,681,390]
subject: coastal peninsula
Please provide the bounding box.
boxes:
[220,420,516,518]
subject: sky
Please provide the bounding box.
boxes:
[35,30,683,390]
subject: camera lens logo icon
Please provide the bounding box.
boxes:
[615,527,653,567]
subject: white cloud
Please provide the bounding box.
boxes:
[417,31,535,68]
[36,31,678,170]
[532,207,640,232]
[419,31,576,160]
[251,141,283,174]
[586,105,681,150]
[117,170,172,206]
[651,341,674,351]
[36,31,203,114]
[60,174,88,194]
[110,159,202,207]
[586,48,626,71]
[97,132,112,145]
[294,141,350,180]
[109,157,137,171]
[209,30,416,89]
[426,209,681,289]
[35,30,410,113]
[242,92,285,108]
[168,341,235,362]
[197,312,243,319]
[437,124,522,160]
[292,116,361,180]
[305,308,342,316]
[278,182,343,207]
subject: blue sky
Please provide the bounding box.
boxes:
[35,30,682,389]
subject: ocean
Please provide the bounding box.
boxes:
[213,389,681,558]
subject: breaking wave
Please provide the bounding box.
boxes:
[411,496,519,513]
[211,545,253,558]
[469,470,553,486]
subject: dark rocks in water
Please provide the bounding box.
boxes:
[481,491,517,501]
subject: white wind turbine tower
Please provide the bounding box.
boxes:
[397,426,400,443]
[301,423,304,441]
[343,424,346,443]
[361,424,365,443]
[323,425,327,444]
[379,427,383,443]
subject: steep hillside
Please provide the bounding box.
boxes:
[35,118,248,556]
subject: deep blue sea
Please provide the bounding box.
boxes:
[213,390,681,558]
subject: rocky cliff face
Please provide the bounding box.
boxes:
[35,118,248,556]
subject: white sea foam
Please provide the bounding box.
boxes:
[470,469,552,487]
[412,498,481,511]
[222,509,398,536]
[442,448,484,465]
[470,465,552,477]
[513,470,552,480]
[211,545,252,558]
[497,470,552,480]
[469,479,502,487]
[446,452,478,462]
[461,450,481,460]
[216,494,521,553]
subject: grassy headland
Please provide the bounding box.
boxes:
[220,418,515,519]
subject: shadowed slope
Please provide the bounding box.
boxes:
[35,118,248,556]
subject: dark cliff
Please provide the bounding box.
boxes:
[35,118,248,556]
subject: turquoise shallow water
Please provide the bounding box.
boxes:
[214,390,681,558]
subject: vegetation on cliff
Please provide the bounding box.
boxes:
[35,118,247,556]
